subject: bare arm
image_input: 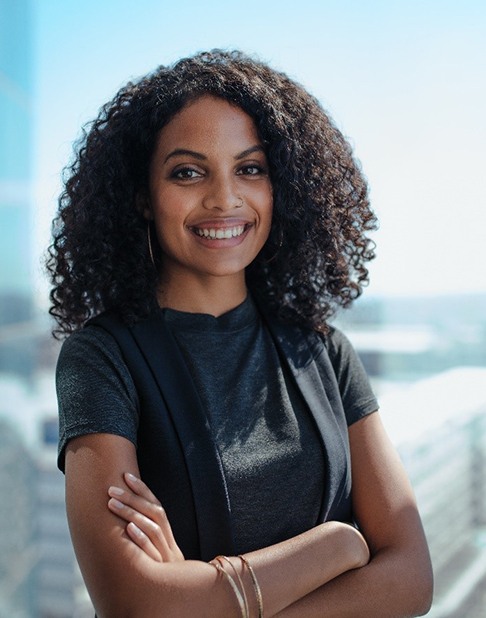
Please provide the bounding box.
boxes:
[275,412,434,617]
[65,433,369,618]
[86,411,432,617]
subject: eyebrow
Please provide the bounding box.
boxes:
[164,144,265,164]
[164,149,206,163]
[234,145,266,160]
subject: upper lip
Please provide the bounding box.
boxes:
[188,218,252,229]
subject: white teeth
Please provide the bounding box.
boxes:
[195,226,245,239]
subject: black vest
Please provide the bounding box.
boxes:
[89,310,352,561]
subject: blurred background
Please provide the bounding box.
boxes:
[1,0,485,615]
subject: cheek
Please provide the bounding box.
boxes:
[258,207,273,249]
[263,196,274,228]
[260,197,275,244]
[151,192,187,227]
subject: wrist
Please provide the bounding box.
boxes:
[212,555,260,618]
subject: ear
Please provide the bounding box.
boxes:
[136,192,153,221]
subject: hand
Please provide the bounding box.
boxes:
[108,472,185,563]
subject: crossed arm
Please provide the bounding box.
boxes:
[64,411,433,617]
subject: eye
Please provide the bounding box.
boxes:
[171,167,203,180]
[237,164,267,176]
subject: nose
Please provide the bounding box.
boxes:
[202,174,241,212]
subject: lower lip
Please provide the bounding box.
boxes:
[189,226,252,248]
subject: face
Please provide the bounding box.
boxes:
[145,95,273,289]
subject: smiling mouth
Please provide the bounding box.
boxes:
[191,224,250,239]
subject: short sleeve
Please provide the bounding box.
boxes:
[323,326,379,426]
[56,325,139,472]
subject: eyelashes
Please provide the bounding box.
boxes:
[169,163,268,181]
[237,165,267,176]
[170,167,202,180]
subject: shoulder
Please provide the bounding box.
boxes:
[56,320,139,472]
[269,318,355,367]
[320,325,357,365]
[319,323,350,350]
[57,320,125,374]
[320,325,379,425]
[56,317,138,407]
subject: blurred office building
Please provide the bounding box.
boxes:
[0,418,36,617]
[380,368,486,617]
[0,0,33,290]
[339,295,486,616]
[0,5,76,616]
[34,418,92,618]
[337,293,486,385]
[0,0,37,378]
[0,3,38,616]
[0,374,89,617]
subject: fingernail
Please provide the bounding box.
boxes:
[108,486,124,497]
[109,498,124,510]
[125,473,138,483]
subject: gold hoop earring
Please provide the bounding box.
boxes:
[263,227,284,264]
[147,222,156,269]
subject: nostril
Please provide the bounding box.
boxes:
[202,196,240,211]
[202,180,240,211]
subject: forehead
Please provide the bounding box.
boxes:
[155,95,262,152]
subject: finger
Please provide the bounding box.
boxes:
[126,522,162,562]
[108,486,169,532]
[108,497,172,556]
[109,484,180,553]
[124,472,160,504]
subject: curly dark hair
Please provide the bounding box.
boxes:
[46,49,377,337]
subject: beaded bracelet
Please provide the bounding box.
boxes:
[239,555,264,618]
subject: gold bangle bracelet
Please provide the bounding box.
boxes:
[239,555,264,618]
[216,556,249,618]
[210,559,248,618]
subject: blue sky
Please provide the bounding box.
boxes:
[33,0,486,298]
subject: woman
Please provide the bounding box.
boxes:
[48,50,433,617]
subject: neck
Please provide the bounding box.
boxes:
[156,271,248,317]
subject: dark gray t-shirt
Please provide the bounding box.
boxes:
[57,297,378,553]
[163,297,324,551]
